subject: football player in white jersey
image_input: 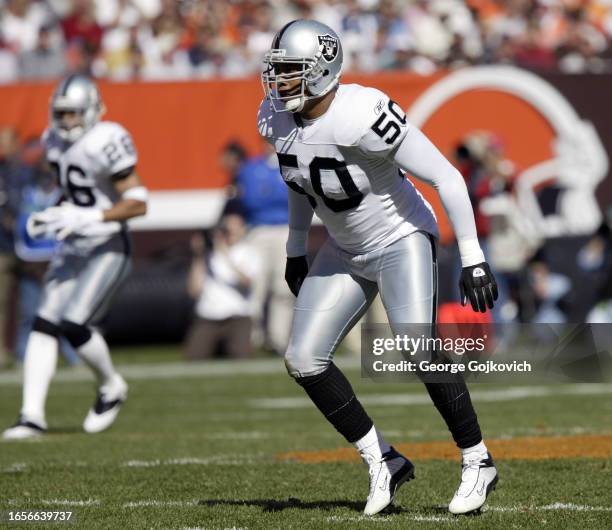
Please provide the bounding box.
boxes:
[258,21,499,515]
[3,75,148,440]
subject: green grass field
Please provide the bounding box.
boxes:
[1,348,611,529]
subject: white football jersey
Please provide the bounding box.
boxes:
[43,121,138,248]
[257,83,438,255]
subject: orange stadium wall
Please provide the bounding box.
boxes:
[1,70,611,243]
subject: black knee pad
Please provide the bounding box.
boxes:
[32,317,60,338]
[59,320,92,348]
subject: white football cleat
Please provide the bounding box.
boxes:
[2,417,47,440]
[83,375,128,434]
[448,451,498,514]
[363,446,415,516]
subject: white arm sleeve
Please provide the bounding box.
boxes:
[286,187,314,257]
[392,127,485,267]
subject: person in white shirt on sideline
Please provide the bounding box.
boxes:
[184,208,261,360]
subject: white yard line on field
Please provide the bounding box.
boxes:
[0,359,276,385]
[327,514,455,523]
[6,498,100,507]
[249,383,612,409]
[123,500,198,508]
[326,515,396,523]
[203,431,272,440]
[36,499,100,506]
[1,462,27,473]
[0,357,361,385]
[411,515,456,522]
[540,503,612,512]
[122,454,262,468]
[484,503,612,513]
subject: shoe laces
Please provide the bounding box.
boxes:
[364,455,385,499]
[456,452,486,496]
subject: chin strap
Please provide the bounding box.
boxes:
[285,97,305,113]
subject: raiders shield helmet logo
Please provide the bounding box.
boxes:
[317,34,339,63]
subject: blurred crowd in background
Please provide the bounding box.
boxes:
[1,0,612,83]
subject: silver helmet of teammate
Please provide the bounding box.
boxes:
[262,19,343,113]
[50,74,103,143]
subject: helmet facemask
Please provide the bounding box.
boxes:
[261,47,334,113]
[49,76,104,143]
[51,101,102,143]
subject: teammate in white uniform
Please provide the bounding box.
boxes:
[259,20,499,515]
[3,75,148,440]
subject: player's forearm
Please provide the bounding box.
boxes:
[108,177,148,222]
[102,199,147,222]
[436,179,485,266]
[392,128,485,267]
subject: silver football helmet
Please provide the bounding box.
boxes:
[50,74,103,143]
[262,19,343,113]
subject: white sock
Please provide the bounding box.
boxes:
[461,440,488,460]
[21,331,58,427]
[77,330,117,386]
[354,425,391,462]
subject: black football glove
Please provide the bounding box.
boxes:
[285,256,308,297]
[459,262,498,313]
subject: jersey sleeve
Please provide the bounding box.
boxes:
[286,187,314,257]
[257,98,275,145]
[354,89,410,157]
[392,126,485,267]
[41,128,51,149]
[41,128,57,160]
[85,122,138,180]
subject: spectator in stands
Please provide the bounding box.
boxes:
[528,256,571,324]
[139,0,191,80]
[512,18,558,70]
[101,23,145,80]
[221,140,247,186]
[339,0,378,72]
[244,2,276,72]
[232,142,293,355]
[61,0,104,57]
[19,24,67,80]
[97,0,151,80]
[0,38,19,84]
[1,0,53,54]
[184,207,261,360]
[55,0,105,75]
[2,0,612,80]
[187,25,215,73]
[557,7,608,73]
